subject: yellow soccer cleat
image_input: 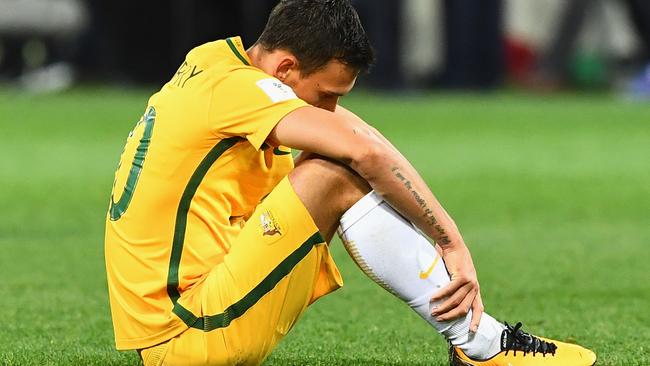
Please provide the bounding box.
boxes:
[449,322,597,366]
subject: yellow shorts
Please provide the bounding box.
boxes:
[140,177,343,366]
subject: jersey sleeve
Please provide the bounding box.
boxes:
[209,68,308,150]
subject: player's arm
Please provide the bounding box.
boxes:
[268,106,484,330]
[336,104,442,260]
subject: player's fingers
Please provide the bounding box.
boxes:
[430,278,464,302]
[431,282,471,316]
[435,286,477,321]
[469,293,484,333]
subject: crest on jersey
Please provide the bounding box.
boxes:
[260,210,282,236]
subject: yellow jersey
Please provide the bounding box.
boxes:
[105,37,308,350]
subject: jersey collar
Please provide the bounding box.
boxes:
[226,37,252,66]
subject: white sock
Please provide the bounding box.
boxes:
[337,192,505,360]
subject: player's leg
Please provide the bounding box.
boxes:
[292,157,596,365]
[290,157,504,359]
[336,190,597,365]
[337,191,504,360]
[288,155,371,241]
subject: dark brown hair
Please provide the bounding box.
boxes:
[256,0,375,75]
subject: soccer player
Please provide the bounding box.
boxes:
[104,1,597,365]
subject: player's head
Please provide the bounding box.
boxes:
[253,0,374,111]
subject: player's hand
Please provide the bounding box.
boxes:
[430,244,483,333]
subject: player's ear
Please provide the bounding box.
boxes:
[275,56,299,83]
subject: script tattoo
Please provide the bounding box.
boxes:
[391,166,451,245]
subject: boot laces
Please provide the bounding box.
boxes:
[502,322,557,357]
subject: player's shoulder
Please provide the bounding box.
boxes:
[186,38,238,64]
[186,38,272,86]
[182,37,299,105]
[212,65,295,104]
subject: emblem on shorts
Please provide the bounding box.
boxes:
[260,210,281,236]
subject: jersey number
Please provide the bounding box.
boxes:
[109,107,156,221]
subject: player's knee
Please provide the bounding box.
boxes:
[289,156,370,220]
[291,156,369,201]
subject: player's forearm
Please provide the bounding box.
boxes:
[336,105,399,154]
[336,105,464,249]
[351,144,465,250]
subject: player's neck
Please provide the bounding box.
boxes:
[246,44,271,74]
[246,45,298,81]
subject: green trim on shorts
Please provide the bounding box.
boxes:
[273,147,292,156]
[226,38,251,66]
[166,137,243,304]
[172,232,325,331]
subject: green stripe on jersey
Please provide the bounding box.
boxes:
[166,137,243,304]
[226,38,250,66]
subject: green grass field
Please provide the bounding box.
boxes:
[0,87,648,365]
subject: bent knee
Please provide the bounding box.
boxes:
[289,155,370,198]
[288,155,371,238]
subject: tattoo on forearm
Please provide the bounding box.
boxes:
[391,166,451,245]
